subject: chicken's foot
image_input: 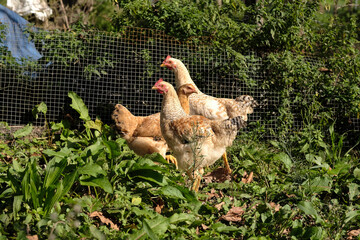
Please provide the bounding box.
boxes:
[191,168,204,192]
[165,155,178,169]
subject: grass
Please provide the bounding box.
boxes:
[0,93,359,239]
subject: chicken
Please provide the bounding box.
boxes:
[152,79,246,191]
[161,55,257,174]
[112,104,177,167]
[177,83,198,114]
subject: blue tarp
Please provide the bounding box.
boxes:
[0,4,42,63]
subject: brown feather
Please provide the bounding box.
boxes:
[112,104,167,157]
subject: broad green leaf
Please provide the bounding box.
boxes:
[169,213,196,224]
[89,225,105,240]
[81,140,103,159]
[274,152,292,171]
[130,169,167,186]
[32,102,47,119]
[305,153,324,166]
[129,216,169,240]
[61,169,78,196]
[298,201,318,216]
[13,124,33,138]
[354,167,360,180]
[50,121,65,131]
[297,201,323,224]
[348,183,359,201]
[13,195,23,219]
[21,168,31,202]
[145,153,168,164]
[44,158,67,189]
[211,222,239,232]
[43,148,71,159]
[12,159,24,172]
[328,162,351,176]
[80,175,113,193]
[300,143,310,153]
[0,121,9,129]
[172,185,198,203]
[103,139,121,159]
[303,226,323,240]
[44,181,64,215]
[23,214,32,224]
[84,119,102,132]
[68,91,91,121]
[345,210,360,224]
[0,188,13,198]
[160,185,185,200]
[308,176,332,193]
[29,161,41,208]
[7,169,21,193]
[142,220,159,240]
[79,163,106,177]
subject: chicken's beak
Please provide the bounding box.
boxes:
[160,63,165,67]
[152,86,158,90]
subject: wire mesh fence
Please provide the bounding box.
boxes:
[1,25,358,138]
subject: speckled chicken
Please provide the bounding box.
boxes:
[161,55,258,173]
[112,104,177,167]
[152,79,246,191]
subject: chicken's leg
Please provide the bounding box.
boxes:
[191,168,204,192]
[165,155,178,169]
[223,152,232,174]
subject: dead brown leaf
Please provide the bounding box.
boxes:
[203,167,232,184]
[201,224,209,230]
[26,236,38,240]
[241,171,254,184]
[206,188,219,200]
[318,67,332,72]
[154,198,164,214]
[348,229,360,239]
[89,211,119,231]
[220,206,245,222]
[269,202,280,212]
[215,202,225,211]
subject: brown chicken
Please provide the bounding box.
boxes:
[152,79,246,191]
[177,83,198,114]
[161,55,257,174]
[112,104,177,167]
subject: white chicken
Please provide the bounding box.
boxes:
[161,55,257,174]
[152,79,246,191]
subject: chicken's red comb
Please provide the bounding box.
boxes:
[154,78,164,86]
[164,55,171,61]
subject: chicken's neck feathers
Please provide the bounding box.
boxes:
[161,87,187,121]
[175,61,202,94]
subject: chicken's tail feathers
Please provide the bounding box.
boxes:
[112,104,135,122]
[235,95,258,108]
[230,116,247,129]
[220,116,247,131]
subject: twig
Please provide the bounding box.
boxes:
[59,0,70,30]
